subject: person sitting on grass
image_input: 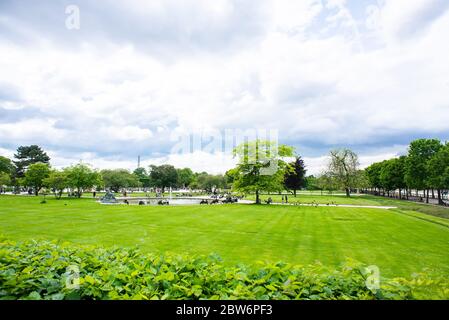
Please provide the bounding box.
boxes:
[265,197,273,204]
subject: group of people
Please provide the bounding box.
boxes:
[265,195,289,205]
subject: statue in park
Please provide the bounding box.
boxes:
[100,191,117,204]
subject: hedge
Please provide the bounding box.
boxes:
[1,238,448,300]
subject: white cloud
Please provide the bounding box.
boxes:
[0,0,448,174]
[272,0,323,32]
[367,0,449,43]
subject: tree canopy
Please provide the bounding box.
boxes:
[404,139,442,191]
[0,156,14,175]
[426,143,449,204]
[133,167,151,188]
[149,164,178,192]
[284,156,307,196]
[101,169,140,192]
[177,168,195,188]
[43,170,68,199]
[13,145,50,177]
[327,148,360,197]
[24,162,51,196]
[379,157,406,195]
[64,163,102,197]
[231,140,294,204]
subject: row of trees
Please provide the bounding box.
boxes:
[0,145,229,197]
[365,139,449,204]
[133,165,228,192]
[224,141,365,203]
[2,139,447,204]
[0,143,346,202]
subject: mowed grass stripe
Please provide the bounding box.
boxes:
[0,195,448,278]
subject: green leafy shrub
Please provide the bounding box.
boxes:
[0,238,447,300]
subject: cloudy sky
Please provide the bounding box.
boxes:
[1,0,448,174]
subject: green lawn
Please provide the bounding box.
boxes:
[245,193,382,205]
[1,195,448,279]
[246,193,449,219]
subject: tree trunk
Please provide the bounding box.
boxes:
[255,190,260,204]
[437,189,444,205]
[426,189,429,203]
[35,188,39,196]
[345,188,350,197]
[432,189,435,199]
[294,189,297,197]
[398,188,401,199]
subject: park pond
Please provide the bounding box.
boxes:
[123,198,202,206]
[99,196,247,206]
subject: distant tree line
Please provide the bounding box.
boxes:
[132,165,228,192]
[1,139,447,205]
[303,139,449,206]
[0,145,229,198]
[364,139,449,205]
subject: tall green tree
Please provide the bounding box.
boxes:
[231,140,294,204]
[405,139,442,202]
[0,156,14,174]
[0,156,13,192]
[379,157,406,198]
[133,167,151,188]
[65,163,102,198]
[13,145,50,177]
[327,149,360,197]
[43,170,68,199]
[196,173,227,192]
[101,169,140,192]
[316,172,338,195]
[148,164,178,192]
[427,143,449,205]
[365,161,384,194]
[305,175,319,191]
[0,172,11,192]
[177,168,195,188]
[24,162,51,196]
[225,168,239,186]
[284,156,307,197]
[354,170,370,192]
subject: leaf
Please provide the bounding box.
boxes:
[84,275,96,285]
[50,293,65,300]
[131,270,139,277]
[27,291,42,300]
